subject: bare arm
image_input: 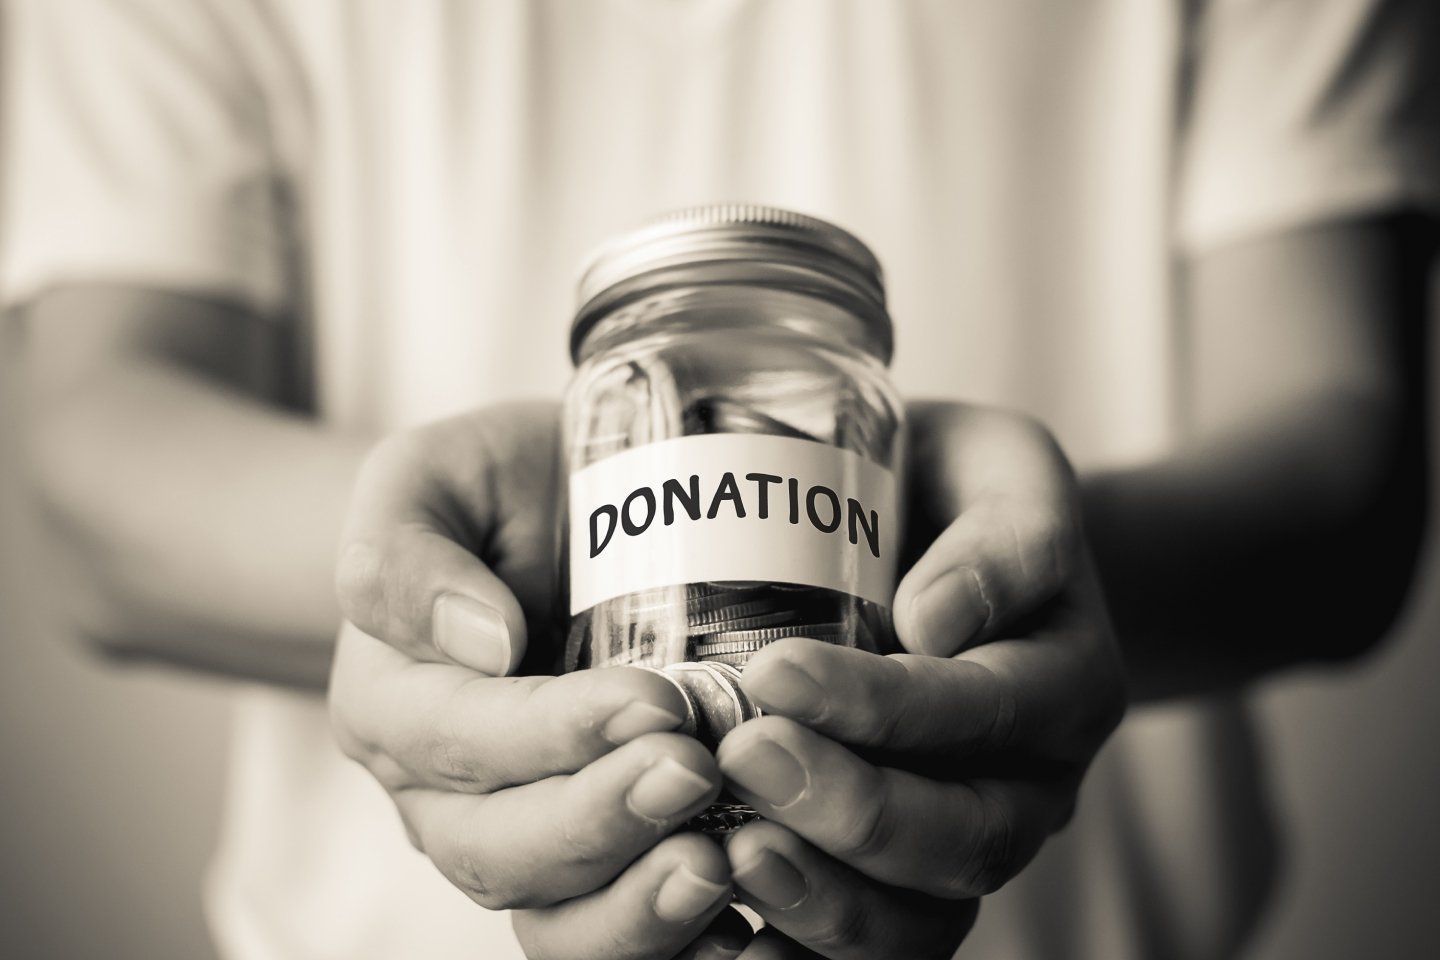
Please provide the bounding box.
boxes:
[1086,213,1435,701]
[18,285,369,689]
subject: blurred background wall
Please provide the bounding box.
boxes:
[0,303,1436,960]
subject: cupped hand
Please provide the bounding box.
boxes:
[329,402,754,959]
[716,402,1127,960]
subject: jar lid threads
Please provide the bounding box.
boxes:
[571,204,892,364]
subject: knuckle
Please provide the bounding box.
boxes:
[1012,412,1073,476]
[1000,417,1083,586]
[334,537,388,626]
[808,899,872,954]
[994,409,1063,468]
[875,656,922,743]
[869,681,906,747]
[1033,507,1081,585]
[1053,793,1080,832]
[1003,508,1076,608]
[952,790,1019,896]
[394,802,426,852]
[419,686,487,787]
[328,704,371,762]
[1010,410,1055,446]
[1069,644,1128,753]
[931,901,982,957]
[448,847,520,910]
[366,754,414,792]
[559,799,625,867]
[1097,665,1128,736]
[365,429,430,478]
[831,774,895,862]
[423,733,479,788]
[971,663,1019,753]
[328,685,386,770]
[329,690,414,790]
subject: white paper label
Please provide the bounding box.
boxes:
[568,434,898,614]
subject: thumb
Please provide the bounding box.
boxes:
[892,497,1077,658]
[893,405,1079,657]
[334,430,530,674]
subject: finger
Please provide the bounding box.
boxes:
[894,403,1080,656]
[727,820,978,960]
[739,639,1013,758]
[735,931,824,960]
[399,732,722,908]
[742,599,1123,764]
[331,623,692,793]
[334,403,558,671]
[718,716,1069,899]
[672,910,757,960]
[512,833,738,960]
[953,589,1126,767]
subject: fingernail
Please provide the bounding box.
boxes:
[732,848,808,910]
[653,863,729,922]
[718,736,807,808]
[693,943,745,960]
[603,701,684,745]
[432,593,513,674]
[742,659,826,720]
[908,567,989,656]
[628,756,715,821]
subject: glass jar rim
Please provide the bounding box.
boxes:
[571,205,892,365]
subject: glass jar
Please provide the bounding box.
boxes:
[559,206,905,833]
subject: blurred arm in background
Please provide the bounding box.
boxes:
[1088,213,1434,701]
[16,286,366,689]
[1084,0,1440,700]
[1,0,358,689]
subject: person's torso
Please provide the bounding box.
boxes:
[255,0,1181,464]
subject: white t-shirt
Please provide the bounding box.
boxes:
[4,2,1437,958]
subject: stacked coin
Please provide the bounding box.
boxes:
[650,661,759,746]
[642,660,763,835]
[574,581,866,669]
[685,582,850,658]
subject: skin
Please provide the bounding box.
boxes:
[1089,214,1433,698]
[14,213,1435,958]
[329,399,1123,959]
[19,285,366,687]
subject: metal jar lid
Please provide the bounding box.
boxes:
[571,204,892,364]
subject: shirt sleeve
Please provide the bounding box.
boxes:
[0,0,292,316]
[1175,0,1440,252]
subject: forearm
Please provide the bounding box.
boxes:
[31,355,369,688]
[1083,214,1436,702]
[1084,391,1426,701]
